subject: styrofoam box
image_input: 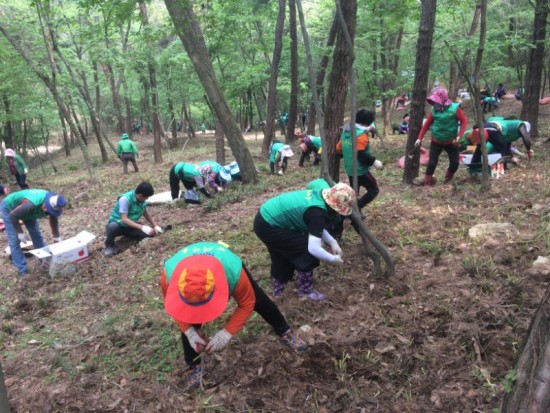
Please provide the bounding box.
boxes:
[29,230,96,267]
[459,153,502,166]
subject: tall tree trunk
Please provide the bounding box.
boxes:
[2,95,14,149]
[323,0,357,181]
[502,283,550,412]
[286,0,298,143]
[164,0,258,183]
[261,0,286,160]
[58,110,70,156]
[215,120,225,165]
[403,0,437,184]
[520,0,549,138]
[0,362,10,413]
[139,2,163,163]
[307,14,338,136]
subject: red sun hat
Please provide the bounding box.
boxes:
[427,88,452,106]
[164,255,229,324]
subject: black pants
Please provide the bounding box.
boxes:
[347,172,379,209]
[169,166,195,200]
[471,127,512,167]
[426,141,460,176]
[181,264,290,367]
[104,221,148,248]
[121,153,138,174]
[253,212,319,282]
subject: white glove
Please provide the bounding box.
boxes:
[184,327,207,353]
[217,187,224,192]
[141,225,154,236]
[18,233,30,243]
[373,159,384,170]
[414,139,422,147]
[277,170,283,175]
[528,149,534,158]
[205,329,232,354]
[154,226,163,234]
[24,168,28,174]
[332,255,344,265]
[53,237,62,243]
[329,240,342,256]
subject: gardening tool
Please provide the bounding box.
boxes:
[407,146,419,159]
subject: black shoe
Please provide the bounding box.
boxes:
[103,246,121,257]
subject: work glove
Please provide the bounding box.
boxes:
[373,159,384,170]
[141,225,154,236]
[53,237,62,243]
[154,226,163,234]
[217,187,224,193]
[18,233,30,243]
[277,170,283,175]
[328,240,342,256]
[414,139,422,147]
[24,168,28,174]
[184,327,207,353]
[528,149,535,158]
[332,255,344,265]
[205,329,232,354]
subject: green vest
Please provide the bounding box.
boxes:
[108,190,147,227]
[174,162,200,180]
[431,103,460,142]
[117,138,138,155]
[340,127,371,176]
[269,142,284,162]
[487,117,523,144]
[164,242,241,295]
[309,137,322,151]
[3,189,47,220]
[260,189,327,232]
[306,178,330,191]
[199,160,222,174]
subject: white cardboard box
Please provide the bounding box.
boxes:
[29,230,96,267]
[459,153,502,166]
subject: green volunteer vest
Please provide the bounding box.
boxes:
[4,189,47,220]
[306,178,330,191]
[199,160,222,174]
[487,118,523,144]
[164,242,241,295]
[260,189,327,232]
[174,162,200,180]
[430,103,460,142]
[310,137,322,151]
[117,139,138,154]
[340,127,371,176]
[108,190,146,227]
[269,142,284,162]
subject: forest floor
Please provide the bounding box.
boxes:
[2,97,550,412]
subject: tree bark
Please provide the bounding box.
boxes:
[0,361,11,413]
[403,0,437,184]
[164,0,258,183]
[286,0,298,143]
[501,283,550,412]
[2,95,14,149]
[323,0,357,181]
[261,0,286,160]
[215,120,225,165]
[520,0,549,138]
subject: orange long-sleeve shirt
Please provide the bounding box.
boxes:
[160,268,256,335]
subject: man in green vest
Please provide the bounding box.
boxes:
[160,241,307,389]
[486,116,534,163]
[5,148,30,189]
[1,189,66,276]
[104,182,163,257]
[116,133,139,174]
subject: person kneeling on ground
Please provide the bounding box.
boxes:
[103,182,163,257]
[298,135,322,167]
[269,140,294,175]
[1,189,66,276]
[160,241,307,389]
[169,162,214,200]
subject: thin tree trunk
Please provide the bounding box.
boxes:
[2,95,14,148]
[286,0,298,143]
[58,110,70,156]
[403,0,437,184]
[164,0,258,183]
[0,362,11,413]
[261,0,286,160]
[215,120,225,165]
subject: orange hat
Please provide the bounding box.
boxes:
[164,255,229,324]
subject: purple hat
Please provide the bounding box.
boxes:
[427,89,452,106]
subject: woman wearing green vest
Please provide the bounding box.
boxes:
[415,88,468,186]
[253,182,356,301]
[5,148,29,189]
[103,182,163,257]
[169,162,214,200]
[485,117,533,163]
[1,189,66,276]
[160,241,307,389]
